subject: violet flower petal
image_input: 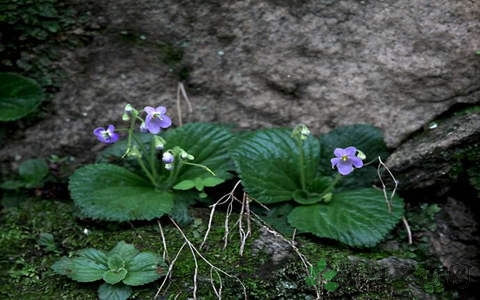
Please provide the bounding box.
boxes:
[337,160,354,175]
[144,106,155,114]
[350,156,364,168]
[344,146,357,156]
[155,106,167,114]
[333,148,345,158]
[146,120,162,134]
[331,157,340,168]
[158,115,172,128]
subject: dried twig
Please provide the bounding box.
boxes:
[377,156,412,244]
[154,242,187,299]
[377,156,398,213]
[238,192,252,256]
[176,82,193,126]
[402,216,413,244]
[157,220,168,261]
[168,217,247,300]
[201,180,242,249]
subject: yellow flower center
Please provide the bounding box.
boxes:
[341,155,349,161]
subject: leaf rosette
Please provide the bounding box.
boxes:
[231,125,404,247]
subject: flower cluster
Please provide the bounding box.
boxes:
[94,105,172,144]
[161,146,195,171]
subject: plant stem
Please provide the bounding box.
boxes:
[182,162,216,176]
[296,140,307,190]
[149,138,158,182]
[136,157,157,187]
[122,116,138,158]
[326,173,342,193]
[166,161,183,187]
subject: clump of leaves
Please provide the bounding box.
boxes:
[51,241,167,300]
[1,158,49,190]
[306,258,339,292]
[231,124,404,247]
[69,123,233,222]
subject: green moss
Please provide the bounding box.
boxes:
[0,197,458,299]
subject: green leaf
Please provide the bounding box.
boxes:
[0,180,25,190]
[18,158,48,187]
[77,248,108,266]
[231,129,320,204]
[305,276,316,287]
[38,233,56,252]
[51,256,107,282]
[256,203,295,236]
[169,192,196,225]
[108,255,125,271]
[288,188,404,247]
[202,177,225,187]
[97,133,153,162]
[98,283,132,300]
[0,73,45,121]
[123,252,165,286]
[323,270,337,281]
[173,179,195,190]
[194,177,204,191]
[324,281,339,292]
[163,123,234,181]
[316,259,327,273]
[103,268,128,285]
[69,164,174,221]
[108,241,139,262]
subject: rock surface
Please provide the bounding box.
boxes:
[387,111,480,287]
[1,0,479,168]
[429,197,480,286]
[386,111,480,197]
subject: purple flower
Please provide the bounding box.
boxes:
[330,146,363,175]
[93,125,119,144]
[144,106,172,134]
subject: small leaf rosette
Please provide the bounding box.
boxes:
[51,241,166,286]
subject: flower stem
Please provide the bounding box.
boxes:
[296,140,307,190]
[136,156,157,187]
[166,161,182,187]
[325,173,342,193]
[149,138,158,182]
[122,116,138,158]
[182,162,216,176]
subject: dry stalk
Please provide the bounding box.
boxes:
[154,242,187,299]
[157,220,169,261]
[238,192,252,256]
[376,156,397,212]
[377,156,412,244]
[166,217,247,300]
[209,268,223,299]
[176,81,193,126]
[200,180,242,250]
[204,180,320,297]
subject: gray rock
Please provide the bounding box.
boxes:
[428,197,480,283]
[386,112,480,197]
[1,0,479,169]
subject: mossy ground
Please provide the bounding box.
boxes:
[0,195,460,299]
